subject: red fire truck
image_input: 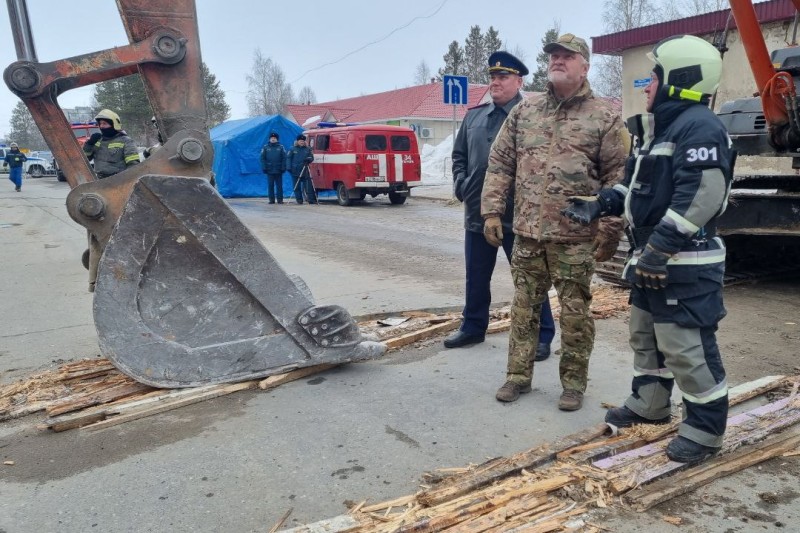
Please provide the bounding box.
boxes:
[303,123,422,206]
[55,122,100,181]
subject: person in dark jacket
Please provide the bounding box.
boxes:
[444,51,556,355]
[260,132,287,204]
[83,109,140,179]
[562,35,734,463]
[3,142,27,192]
[286,134,316,204]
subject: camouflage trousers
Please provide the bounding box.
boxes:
[506,237,595,392]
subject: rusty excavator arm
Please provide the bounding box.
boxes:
[3,0,384,387]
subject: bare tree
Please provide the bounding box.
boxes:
[296,86,317,105]
[678,0,728,16]
[414,60,432,85]
[593,0,665,98]
[246,49,295,116]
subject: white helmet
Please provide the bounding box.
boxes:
[648,35,722,98]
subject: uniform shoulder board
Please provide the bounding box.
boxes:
[467,102,490,111]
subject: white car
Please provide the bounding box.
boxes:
[0,146,56,178]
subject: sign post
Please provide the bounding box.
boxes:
[443,74,468,145]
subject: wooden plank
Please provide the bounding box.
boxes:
[258,364,338,390]
[486,319,511,334]
[384,319,460,350]
[607,400,800,494]
[46,382,152,416]
[568,375,790,464]
[628,427,800,511]
[417,423,608,507]
[82,380,259,431]
[280,515,359,533]
[594,396,794,470]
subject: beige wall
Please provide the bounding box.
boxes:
[620,20,794,119]
[619,20,796,173]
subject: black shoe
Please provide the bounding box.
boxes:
[534,342,551,362]
[605,406,671,429]
[277,201,284,204]
[665,436,720,463]
[443,330,485,349]
[268,201,275,204]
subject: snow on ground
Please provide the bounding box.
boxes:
[420,134,454,185]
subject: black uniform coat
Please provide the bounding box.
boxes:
[452,93,522,233]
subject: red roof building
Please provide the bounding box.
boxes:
[285,82,490,145]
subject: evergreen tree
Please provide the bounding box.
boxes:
[484,27,503,58]
[437,41,465,79]
[463,25,486,84]
[93,74,152,144]
[525,23,560,92]
[7,101,46,150]
[202,62,231,128]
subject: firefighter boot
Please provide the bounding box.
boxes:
[605,406,671,430]
[666,436,720,463]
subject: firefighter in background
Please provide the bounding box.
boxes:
[286,134,316,204]
[445,51,556,356]
[82,109,140,292]
[260,131,287,204]
[3,142,27,192]
[83,109,140,178]
[562,35,734,463]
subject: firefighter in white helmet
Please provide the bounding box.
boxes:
[562,35,734,464]
[83,109,140,178]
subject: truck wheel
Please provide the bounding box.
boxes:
[388,191,407,205]
[336,183,352,206]
[29,165,44,178]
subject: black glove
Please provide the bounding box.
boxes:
[561,196,602,226]
[634,244,671,290]
[86,133,102,146]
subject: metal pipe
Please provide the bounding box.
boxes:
[6,0,37,62]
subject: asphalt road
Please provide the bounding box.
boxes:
[1,177,798,532]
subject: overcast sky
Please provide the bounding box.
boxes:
[0,0,607,138]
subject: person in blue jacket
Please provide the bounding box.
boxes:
[562,35,735,464]
[3,142,27,192]
[286,134,316,204]
[260,132,287,204]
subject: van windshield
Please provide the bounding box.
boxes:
[365,135,386,151]
[390,136,411,151]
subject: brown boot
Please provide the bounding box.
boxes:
[495,381,531,402]
[558,389,583,411]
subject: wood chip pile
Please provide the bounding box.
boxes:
[281,376,800,532]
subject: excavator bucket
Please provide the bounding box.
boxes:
[94,175,384,387]
[4,0,385,388]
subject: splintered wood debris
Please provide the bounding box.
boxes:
[0,288,626,432]
[281,376,799,532]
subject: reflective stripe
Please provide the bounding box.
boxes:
[628,237,726,266]
[663,208,700,236]
[125,154,140,163]
[632,366,675,379]
[107,142,125,149]
[682,378,728,404]
[648,142,675,156]
[668,85,704,103]
[612,183,629,196]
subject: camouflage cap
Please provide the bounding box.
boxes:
[543,33,590,62]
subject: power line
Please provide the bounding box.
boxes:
[290,0,449,85]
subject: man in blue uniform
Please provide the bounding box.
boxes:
[562,35,734,463]
[445,51,555,359]
[3,142,27,192]
[261,132,287,204]
[286,134,316,204]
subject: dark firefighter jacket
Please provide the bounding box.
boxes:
[260,142,286,175]
[600,99,735,288]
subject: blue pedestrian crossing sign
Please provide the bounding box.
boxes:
[443,75,469,105]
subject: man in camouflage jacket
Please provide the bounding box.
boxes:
[482,34,628,409]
